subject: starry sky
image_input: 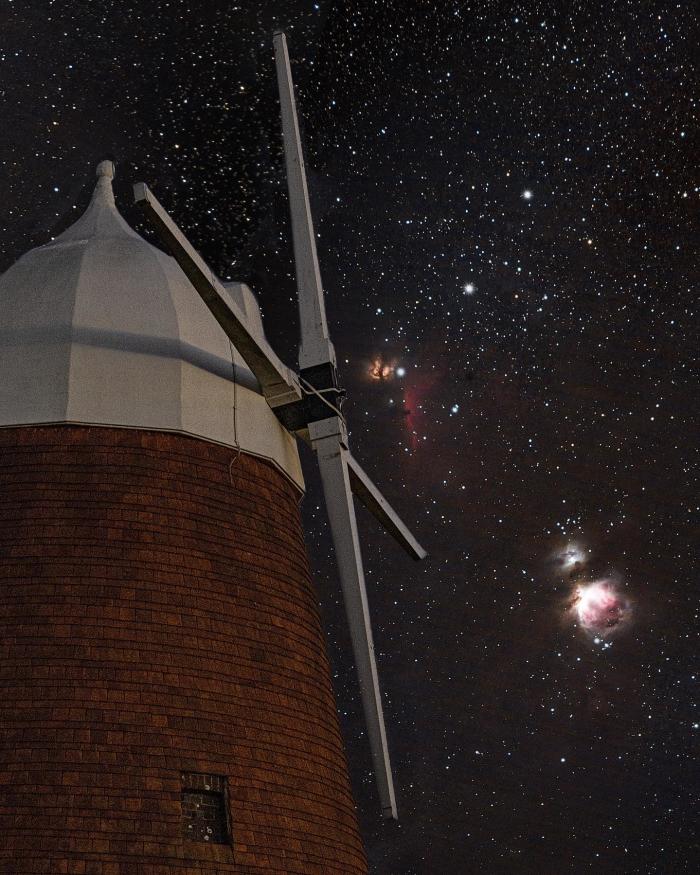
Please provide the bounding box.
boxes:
[1,2,697,872]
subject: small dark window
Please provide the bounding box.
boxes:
[181,772,230,844]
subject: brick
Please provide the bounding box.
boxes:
[0,425,367,874]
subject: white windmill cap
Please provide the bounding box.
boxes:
[0,161,303,489]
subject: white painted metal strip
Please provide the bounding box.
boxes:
[134,182,301,409]
[312,424,398,819]
[273,31,335,370]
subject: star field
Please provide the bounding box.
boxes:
[0,2,696,873]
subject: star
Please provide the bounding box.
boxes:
[0,2,693,871]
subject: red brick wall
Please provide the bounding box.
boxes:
[0,425,367,875]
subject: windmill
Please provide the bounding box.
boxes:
[133,31,426,820]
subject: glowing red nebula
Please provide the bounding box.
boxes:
[369,357,394,381]
[402,370,442,451]
[573,579,630,636]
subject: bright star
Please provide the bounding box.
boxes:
[463,283,475,294]
[522,189,533,200]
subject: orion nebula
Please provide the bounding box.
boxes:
[572,579,631,637]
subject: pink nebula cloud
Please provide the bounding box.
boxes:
[572,579,631,637]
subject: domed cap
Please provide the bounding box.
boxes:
[47,160,140,245]
[0,162,302,488]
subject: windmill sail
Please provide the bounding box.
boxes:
[273,30,335,371]
[135,31,427,821]
[313,429,397,818]
[134,182,302,411]
[274,31,410,820]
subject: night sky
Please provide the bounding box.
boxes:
[1,2,697,873]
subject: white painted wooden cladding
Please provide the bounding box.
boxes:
[0,163,303,489]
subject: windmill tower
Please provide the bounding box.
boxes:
[0,34,424,874]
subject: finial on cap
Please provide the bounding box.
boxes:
[96,160,115,180]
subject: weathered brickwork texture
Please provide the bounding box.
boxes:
[0,425,367,875]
